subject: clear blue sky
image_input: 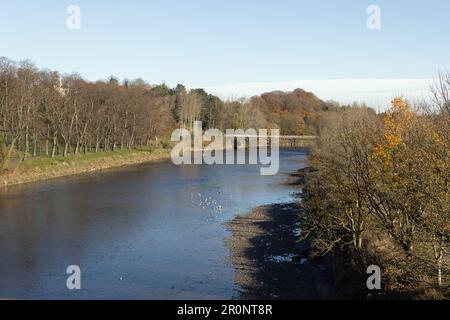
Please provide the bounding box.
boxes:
[1,0,449,104]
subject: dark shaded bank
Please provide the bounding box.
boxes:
[227,168,369,300]
[227,202,336,300]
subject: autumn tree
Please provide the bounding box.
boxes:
[302,107,379,256]
[303,94,450,295]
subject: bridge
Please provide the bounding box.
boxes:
[224,134,317,148]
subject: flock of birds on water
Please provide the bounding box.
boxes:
[190,192,242,220]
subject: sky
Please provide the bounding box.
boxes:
[1,0,449,109]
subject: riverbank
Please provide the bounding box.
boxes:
[227,202,335,299]
[0,148,171,188]
[226,166,376,300]
[228,167,440,300]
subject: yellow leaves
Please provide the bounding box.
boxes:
[392,97,409,111]
[384,132,403,149]
[384,97,413,137]
[371,96,448,190]
[371,97,413,168]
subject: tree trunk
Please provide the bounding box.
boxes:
[23,131,29,161]
[45,139,49,157]
[64,142,69,157]
[435,244,444,287]
[437,259,443,287]
[0,138,17,171]
[33,136,37,157]
[75,141,80,155]
[52,133,57,158]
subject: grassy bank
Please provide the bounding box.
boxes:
[0,147,171,188]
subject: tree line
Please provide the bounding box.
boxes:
[0,57,335,171]
[301,72,450,297]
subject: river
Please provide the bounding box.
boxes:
[0,149,307,299]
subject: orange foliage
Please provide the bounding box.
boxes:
[372,97,414,167]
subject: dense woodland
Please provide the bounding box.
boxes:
[301,72,450,298]
[0,57,338,171]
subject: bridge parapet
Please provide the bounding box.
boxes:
[224,135,317,149]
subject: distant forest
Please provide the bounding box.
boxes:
[0,57,367,169]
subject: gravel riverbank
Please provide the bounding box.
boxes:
[227,199,336,299]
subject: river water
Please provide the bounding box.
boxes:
[0,149,307,299]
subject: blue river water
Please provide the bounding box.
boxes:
[0,149,307,299]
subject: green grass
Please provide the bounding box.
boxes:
[1,143,172,186]
[20,148,159,170]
